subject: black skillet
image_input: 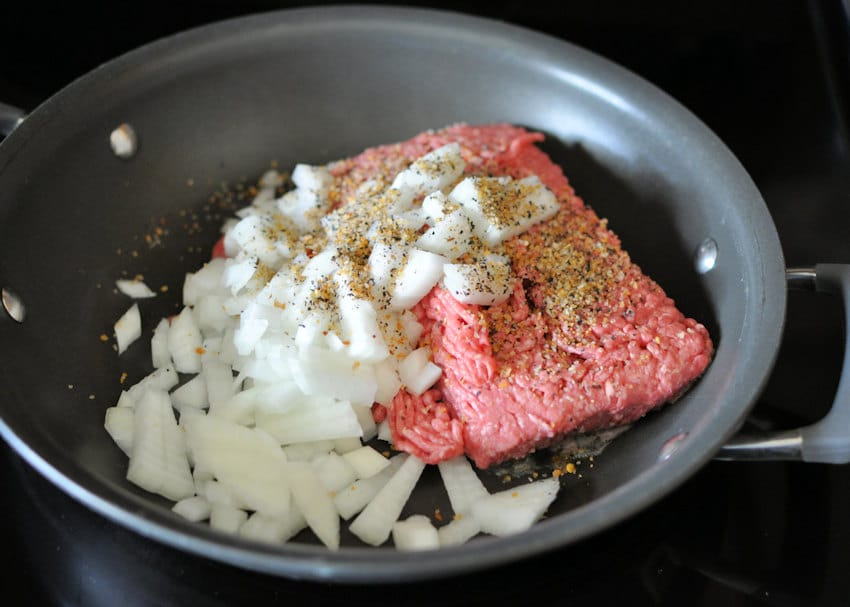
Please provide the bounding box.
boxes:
[1,6,849,582]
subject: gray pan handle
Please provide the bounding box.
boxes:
[0,102,25,138]
[716,264,850,463]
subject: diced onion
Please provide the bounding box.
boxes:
[116,279,156,299]
[287,462,340,550]
[398,347,442,396]
[126,390,194,501]
[349,454,425,546]
[437,514,482,547]
[172,496,212,522]
[392,515,439,551]
[437,455,489,516]
[342,446,391,479]
[114,303,142,355]
[210,503,248,533]
[470,477,560,537]
[107,141,567,551]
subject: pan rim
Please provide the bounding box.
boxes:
[0,4,786,582]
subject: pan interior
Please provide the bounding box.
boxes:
[0,7,784,580]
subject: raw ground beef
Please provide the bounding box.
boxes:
[332,124,713,469]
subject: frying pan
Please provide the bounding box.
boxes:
[1,6,849,583]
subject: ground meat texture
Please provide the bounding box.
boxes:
[336,124,713,468]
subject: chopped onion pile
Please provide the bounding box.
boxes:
[106,144,564,550]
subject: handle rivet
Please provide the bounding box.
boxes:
[1,288,26,322]
[659,432,689,461]
[694,238,718,274]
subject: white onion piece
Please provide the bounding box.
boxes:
[335,284,389,363]
[332,437,362,455]
[114,303,142,355]
[222,256,258,294]
[221,293,252,317]
[249,381,310,422]
[210,503,248,534]
[450,175,560,246]
[239,509,306,545]
[392,515,439,551]
[196,295,232,336]
[278,164,334,233]
[301,247,340,282]
[342,446,391,479]
[126,366,178,402]
[192,458,214,485]
[151,318,172,369]
[203,335,224,357]
[287,462,340,550]
[282,440,334,462]
[437,456,489,516]
[185,415,290,518]
[420,190,450,223]
[390,143,465,197]
[183,258,227,306]
[216,326,243,368]
[367,242,407,301]
[353,404,378,442]
[292,163,333,192]
[470,477,560,537]
[389,249,447,311]
[349,454,425,546]
[233,305,269,356]
[126,390,194,501]
[172,496,212,522]
[168,307,203,373]
[373,358,402,406]
[442,256,513,306]
[116,279,156,299]
[438,514,482,547]
[377,419,393,443]
[171,375,208,412]
[294,311,334,352]
[104,406,134,456]
[202,357,235,411]
[398,347,442,396]
[415,208,475,260]
[291,349,377,407]
[211,391,261,427]
[399,310,423,347]
[333,455,404,520]
[312,452,358,493]
[228,215,285,268]
[256,399,362,445]
[178,408,205,468]
[396,208,427,232]
[116,390,135,409]
[202,479,248,510]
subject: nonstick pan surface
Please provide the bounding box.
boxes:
[0,7,786,581]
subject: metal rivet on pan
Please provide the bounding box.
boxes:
[1,287,26,323]
[658,432,689,461]
[693,238,718,274]
[110,123,138,159]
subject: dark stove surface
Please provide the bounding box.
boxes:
[2,2,850,605]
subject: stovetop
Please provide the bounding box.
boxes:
[2,2,850,605]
